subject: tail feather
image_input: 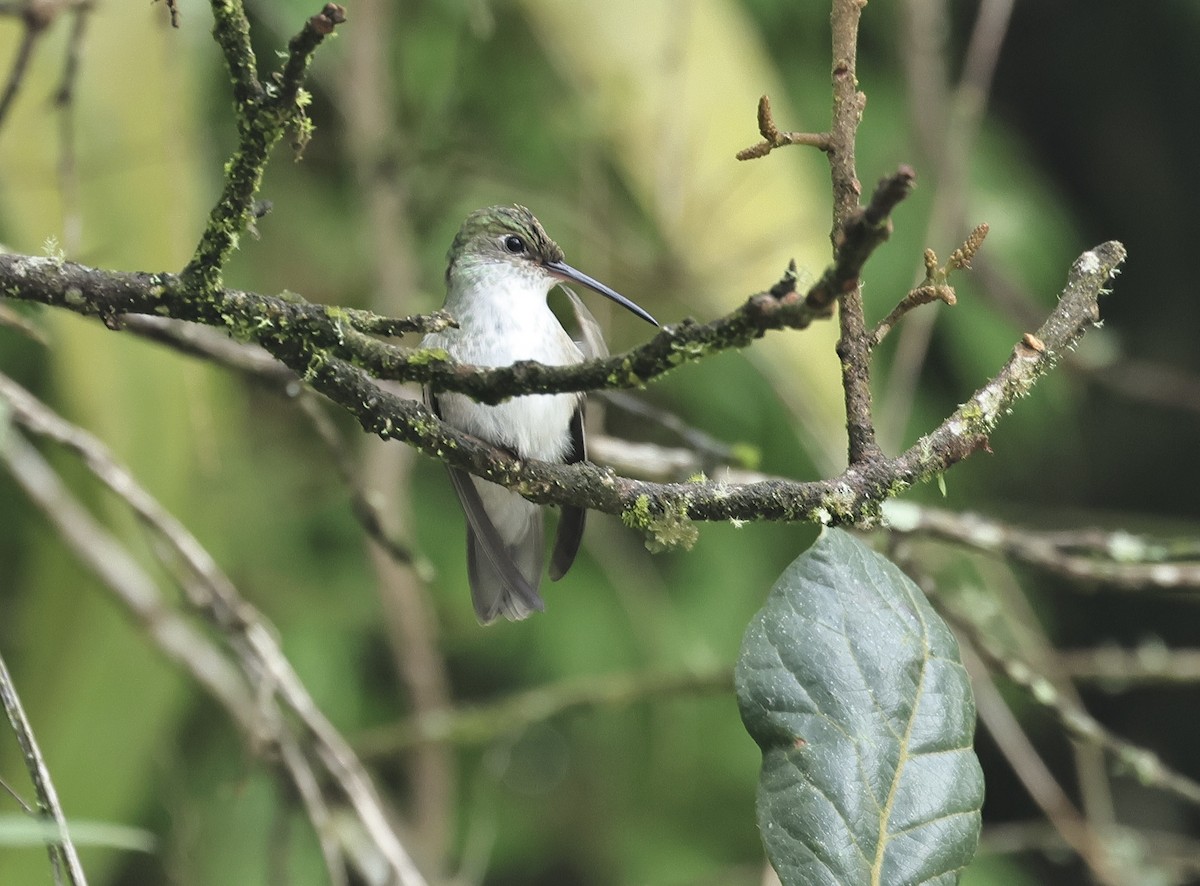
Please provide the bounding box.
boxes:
[467,517,545,623]
[447,466,545,623]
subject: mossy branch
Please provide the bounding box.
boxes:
[0,241,1123,534]
[235,240,1129,530]
[0,166,916,412]
[183,2,345,294]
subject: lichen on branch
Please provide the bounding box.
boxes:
[183,2,346,295]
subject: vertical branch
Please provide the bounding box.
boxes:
[0,648,88,886]
[208,0,263,117]
[827,0,881,465]
[182,2,344,294]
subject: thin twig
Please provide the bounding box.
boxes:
[356,667,733,757]
[885,501,1200,590]
[973,249,1200,417]
[278,734,350,886]
[278,3,346,106]
[882,0,1017,450]
[1058,646,1200,686]
[958,639,1123,884]
[0,373,429,886]
[946,607,1200,807]
[597,390,744,467]
[118,315,432,572]
[184,1,346,292]
[869,282,954,348]
[294,393,431,574]
[0,20,40,130]
[0,645,88,885]
[0,407,268,740]
[735,94,830,160]
[52,0,88,107]
[0,775,34,812]
[587,435,730,483]
[156,0,180,28]
[120,315,298,386]
[55,0,90,255]
[330,4,455,849]
[870,224,988,347]
[979,821,1200,882]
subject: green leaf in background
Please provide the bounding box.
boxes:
[735,529,984,886]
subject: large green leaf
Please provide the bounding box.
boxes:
[736,529,983,886]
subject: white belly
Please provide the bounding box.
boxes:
[437,388,578,461]
[424,288,584,462]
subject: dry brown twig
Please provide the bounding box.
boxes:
[735,94,831,160]
[869,223,989,347]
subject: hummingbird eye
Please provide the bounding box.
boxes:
[502,234,527,255]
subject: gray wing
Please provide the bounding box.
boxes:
[549,406,586,581]
[547,287,608,582]
[425,388,545,623]
[562,287,610,359]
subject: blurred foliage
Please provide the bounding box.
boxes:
[0,1,1197,885]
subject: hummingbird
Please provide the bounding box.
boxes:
[423,205,658,624]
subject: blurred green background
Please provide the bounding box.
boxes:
[0,1,1197,884]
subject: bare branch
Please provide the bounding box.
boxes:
[0,165,916,406]
[885,501,1200,591]
[0,373,429,886]
[357,667,733,757]
[947,606,1200,808]
[0,648,88,885]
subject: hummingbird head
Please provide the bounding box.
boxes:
[446,205,658,327]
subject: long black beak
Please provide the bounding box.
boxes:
[545,259,659,327]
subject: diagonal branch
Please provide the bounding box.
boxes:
[0,165,914,406]
[0,372,429,886]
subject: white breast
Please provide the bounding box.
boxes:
[424,277,584,462]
